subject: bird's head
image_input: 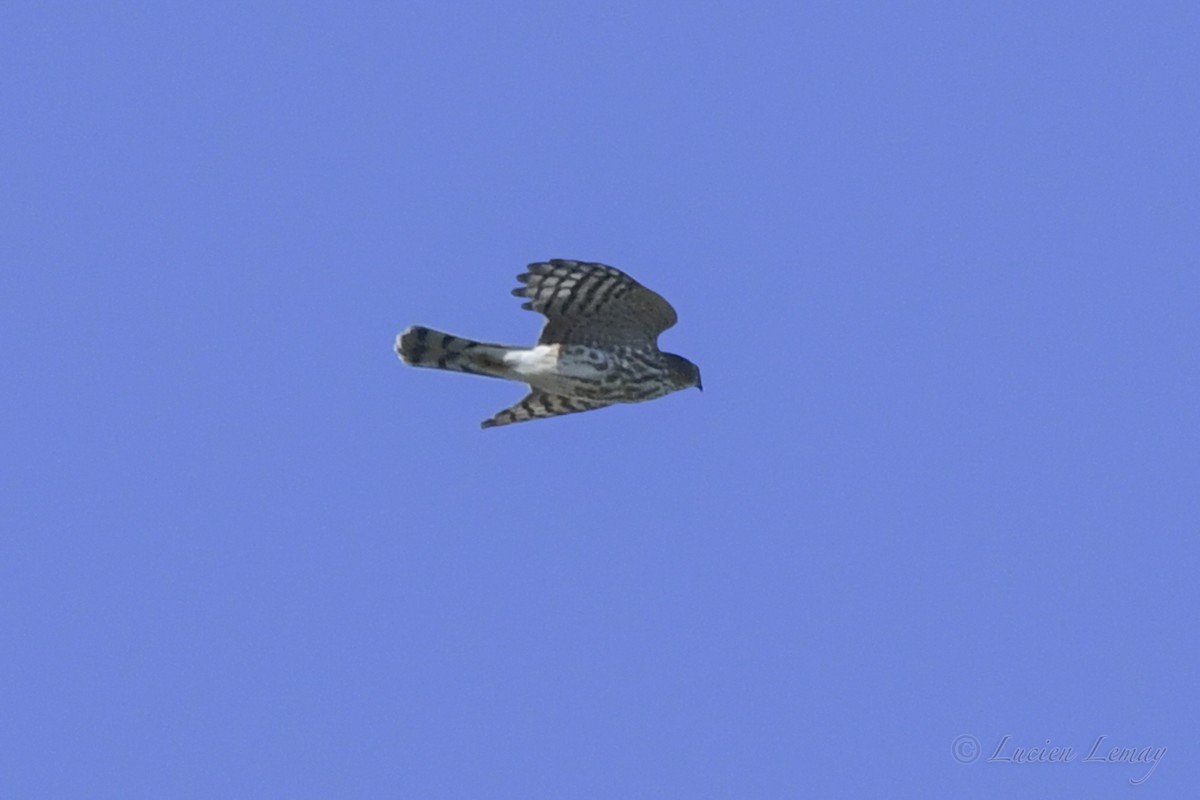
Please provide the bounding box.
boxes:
[663,353,703,392]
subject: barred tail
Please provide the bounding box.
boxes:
[394,326,513,378]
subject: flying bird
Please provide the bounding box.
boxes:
[395,259,701,428]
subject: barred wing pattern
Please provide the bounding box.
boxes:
[481,391,616,429]
[513,260,678,346]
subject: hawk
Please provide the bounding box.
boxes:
[395,259,701,428]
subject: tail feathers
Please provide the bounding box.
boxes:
[395,326,511,377]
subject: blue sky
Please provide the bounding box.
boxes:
[3,2,1197,797]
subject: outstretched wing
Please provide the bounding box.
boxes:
[512,260,678,346]
[481,391,616,429]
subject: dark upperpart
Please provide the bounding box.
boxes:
[662,352,702,391]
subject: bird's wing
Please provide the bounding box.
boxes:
[481,390,616,429]
[512,260,677,346]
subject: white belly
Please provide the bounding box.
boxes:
[502,344,608,395]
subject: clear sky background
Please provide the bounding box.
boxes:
[3,2,1197,798]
